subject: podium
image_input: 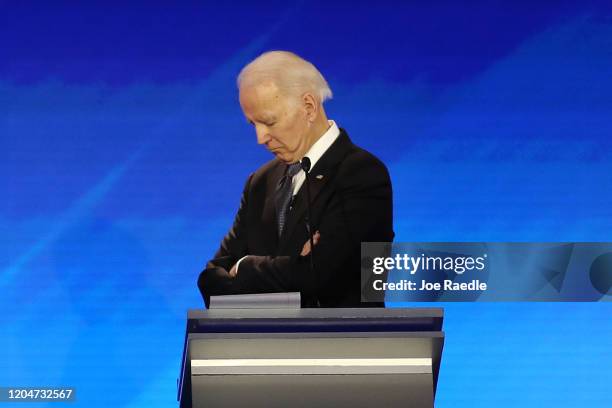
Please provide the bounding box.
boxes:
[178,308,444,407]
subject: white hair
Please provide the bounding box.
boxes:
[237,51,333,104]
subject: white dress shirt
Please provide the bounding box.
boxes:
[292,120,340,195]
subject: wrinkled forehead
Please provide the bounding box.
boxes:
[240,81,279,102]
[239,82,294,116]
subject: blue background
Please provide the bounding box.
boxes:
[1,1,611,406]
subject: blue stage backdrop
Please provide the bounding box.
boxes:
[1,2,611,407]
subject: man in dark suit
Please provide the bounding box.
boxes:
[198,51,393,308]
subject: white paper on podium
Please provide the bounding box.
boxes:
[209,292,301,309]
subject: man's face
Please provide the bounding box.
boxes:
[239,82,310,164]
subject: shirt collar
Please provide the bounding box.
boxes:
[302,120,340,170]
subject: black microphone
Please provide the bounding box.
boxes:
[300,156,311,173]
[300,156,318,306]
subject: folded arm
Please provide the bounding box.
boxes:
[197,152,392,307]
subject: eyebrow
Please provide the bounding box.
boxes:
[246,115,276,125]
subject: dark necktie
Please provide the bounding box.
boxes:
[275,162,302,237]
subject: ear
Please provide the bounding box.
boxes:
[302,92,319,122]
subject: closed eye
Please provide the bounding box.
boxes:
[246,119,276,127]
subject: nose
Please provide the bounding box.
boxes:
[255,125,271,145]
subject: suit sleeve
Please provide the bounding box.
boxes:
[229,152,393,305]
[197,174,253,307]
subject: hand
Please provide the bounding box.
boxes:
[301,231,321,256]
[228,263,238,278]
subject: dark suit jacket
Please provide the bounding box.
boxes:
[198,129,394,307]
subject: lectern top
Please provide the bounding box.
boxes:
[186,307,443,334]
[188,307,443,320]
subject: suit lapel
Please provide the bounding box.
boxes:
[278,130,353,250]
[281,171,328,238]
[261,161,285,252]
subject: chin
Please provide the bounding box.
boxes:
[275,152,294,163]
